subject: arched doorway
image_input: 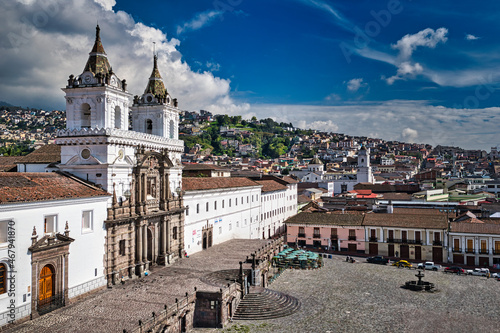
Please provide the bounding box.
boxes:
[203,233,207,250]
[39,265,54,304]
[147,228,153,262]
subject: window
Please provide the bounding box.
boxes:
[0,222,7,244]
[114,106,121,129]
[173,227,178,240]
[236,198,238,206]
[119,240,126,256]
[0,264,5,295]
[197,204,199,214]
[298,227,305,237]
[44,215,57,234]
[241,197,243,204]
[229,223,232,231]
[206,202,209,212]
[219,227,222,235]
[222,200,225,208]
[247,196,249,203]
[214,201,217,210]
[186,206,189,216]
[82,210,93,231]
[146,119,153,134]
[229,199,231,207]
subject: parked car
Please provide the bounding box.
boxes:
[492,272,500,278]
[392,260,412,268]
[466,268,490,276]
[417,261,441,271]
[366,256,389,265]
[444,266,466,275]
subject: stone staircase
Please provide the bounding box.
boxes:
[233,288,301,320]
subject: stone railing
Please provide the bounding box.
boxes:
[56,127,184,150]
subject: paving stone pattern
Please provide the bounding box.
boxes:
[199,254,500,333]
[5,239,269,333]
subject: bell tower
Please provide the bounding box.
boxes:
[130,54,179,140]
[357,145,373,183]
[63,25,131,131]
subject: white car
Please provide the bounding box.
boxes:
[466,268,490,276]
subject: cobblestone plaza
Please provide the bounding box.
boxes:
[219,255,500,333]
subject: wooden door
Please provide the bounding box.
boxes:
[453,239,460,252]
[432,247,443,263]
[203,232,207,249]
[401,231,407,242]
[39,265,54,302]
[415,246,421,261]
[388,244,394,257]
[467,239,473,252]
[369,243,378,255]
[400,245,409,258]
[348,243,357,252]
[208,231,212,247]
[388,230,394,242]
[147,228,153,262]
[466,256,475,266]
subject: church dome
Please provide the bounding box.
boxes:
[309,157,323,165]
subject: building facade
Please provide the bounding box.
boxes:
[56,25,185,285]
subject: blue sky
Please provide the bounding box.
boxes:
[1,0,499,149]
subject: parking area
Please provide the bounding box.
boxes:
[217,254,500,333]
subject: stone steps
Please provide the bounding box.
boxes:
[233,288,301,320]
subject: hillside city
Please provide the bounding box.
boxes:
[1,24,500,333]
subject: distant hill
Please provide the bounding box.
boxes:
[0,101,14,107]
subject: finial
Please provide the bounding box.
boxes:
[32,226,37,236]
[96,24,101,40]
[153,41,156,56]
[65,221,69,231]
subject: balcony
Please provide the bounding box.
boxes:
[407,239,422,245]
[348,236,357,241]
[479,249,489,254]
[369,237,378,242]
[387,238,395,243]
[493,249,500,255]
[433,240,443,246]
[313,234,321,239]
[465,248,475,254]
[452,247,462,253]
[298,233,306,238]
[330,235,338,241]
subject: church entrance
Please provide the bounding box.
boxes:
[208,231,212,247]
[147,228,153,262]
[39,265,54,304]
[203,233,207,250]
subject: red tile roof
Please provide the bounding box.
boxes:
[20,144,61,163]
[182,177,260,191]
[254,180,288,192]
[451,222,500,235]
[363,212,447,229]
[0,172,110,204]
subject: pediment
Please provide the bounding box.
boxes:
[29,233,75,253]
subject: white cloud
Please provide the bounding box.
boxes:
[0,0,245,114]
[176,10,223,35]
[206,61,221,72]
[346,78,366,92]
[386,28,448,84]
[94,0,115,11]
[247,101,499,150]
[401,127,419,142]
[392,28,448,59]
[295,0,352,31]
[465,34,480,41]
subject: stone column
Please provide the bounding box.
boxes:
[162,218,168,255]
[137,225,142,262]
[143,224,148,270]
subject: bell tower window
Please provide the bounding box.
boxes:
[169,120,175,139]
[114,106,121,129]
[146,119,153,134]
[81,103,91,128]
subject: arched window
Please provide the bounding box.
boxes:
[146,119,153,134]
[81,103,91,128]
[114,106,121,129]
[0,264,6,295]
[169,120,175,139]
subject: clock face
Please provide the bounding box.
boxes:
[84,75,92,83]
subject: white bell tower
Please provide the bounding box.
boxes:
[357,145,373,183]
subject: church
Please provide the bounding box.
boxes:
[56,25,186,284]
[0,25,187,325]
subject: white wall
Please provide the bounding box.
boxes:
[0,196,109,326]
[183,186,261,255]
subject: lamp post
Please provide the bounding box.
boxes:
[439,207,457,262]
